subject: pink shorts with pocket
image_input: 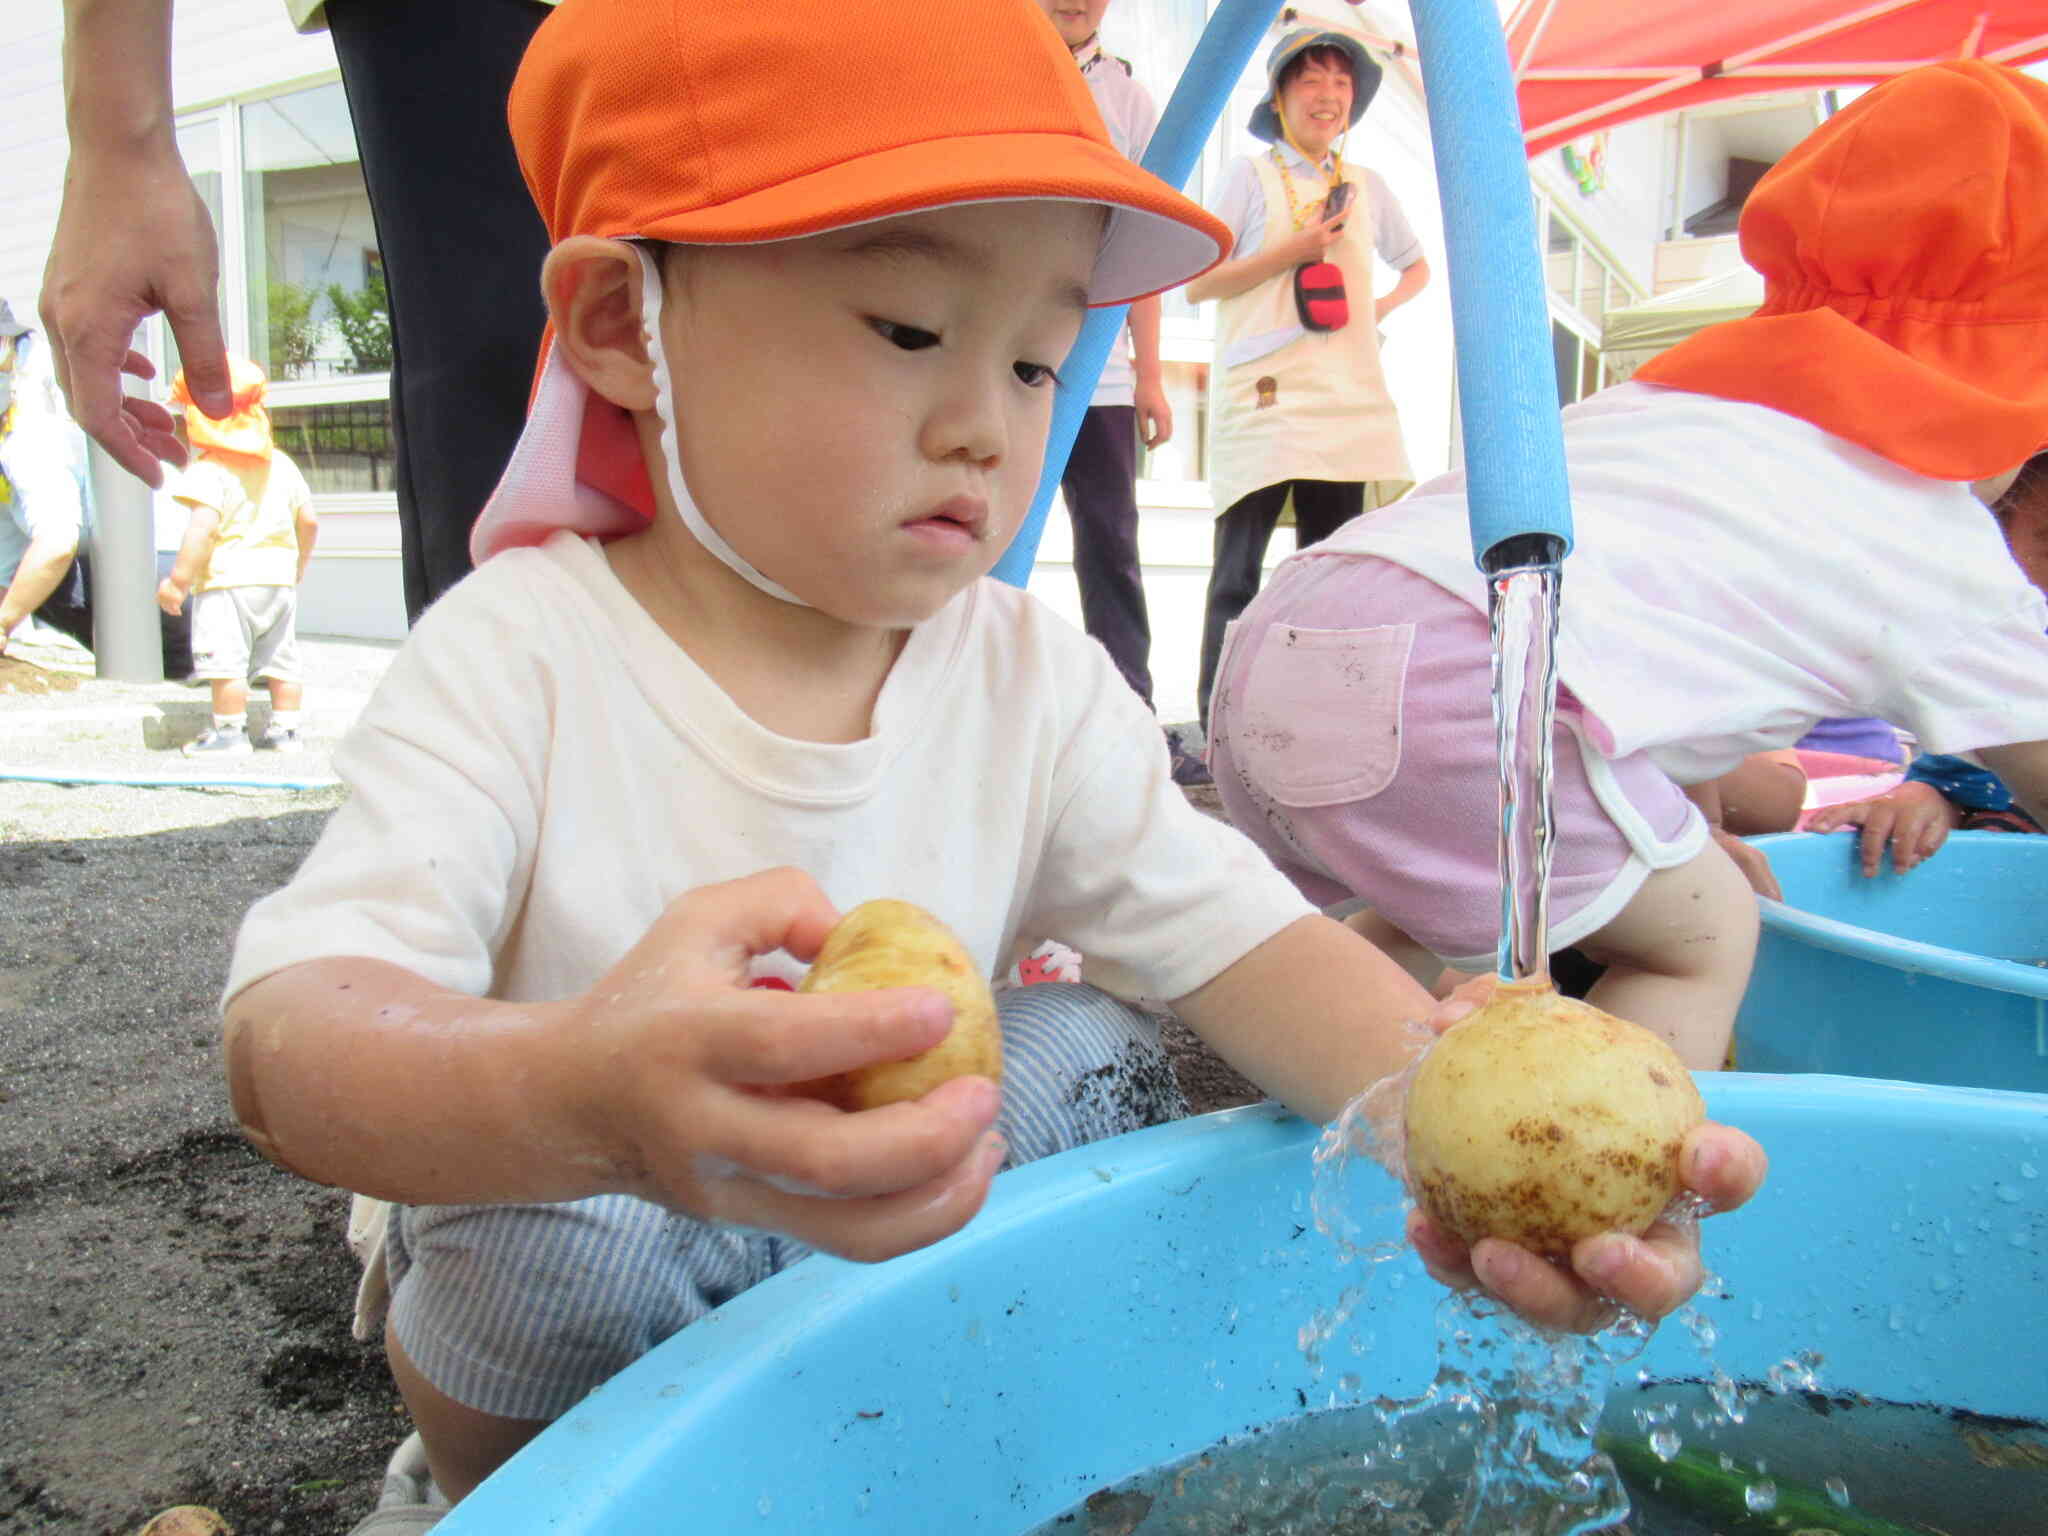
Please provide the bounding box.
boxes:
[1208,555,1707,973]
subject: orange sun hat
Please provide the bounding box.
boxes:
[472,0,1232,568]
[1637,60,2048,483]
[169,356,273,464]
[507,0,1226,305]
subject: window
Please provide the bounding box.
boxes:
[171,81,396,495]
[241,82,386,382]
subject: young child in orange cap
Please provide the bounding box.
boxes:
[157,357,319,755]
[1208,60,2048,1067]
[213,2,1763,1522]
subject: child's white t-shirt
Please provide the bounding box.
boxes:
[171,449,313,590]
[224,532,1313,1011]
[1318,382,2048,784]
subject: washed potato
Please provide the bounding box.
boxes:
[1404,980,1704,1257]
[792,899,1002,1110]
[135,1510,233,1536]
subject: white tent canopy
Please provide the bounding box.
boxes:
[1602,264,1766,357]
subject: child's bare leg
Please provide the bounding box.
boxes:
[1573,839,1758,1070]
[208,677,249,718]
[264,676,303,711]
[1343,907,1454,993]
[384,1315,548,1502]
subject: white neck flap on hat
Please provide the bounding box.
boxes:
[633,243,810,608]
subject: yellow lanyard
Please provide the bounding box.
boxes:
[1271,144,1345,233]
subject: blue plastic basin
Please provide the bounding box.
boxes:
[438,1076,2048,1533]
[1738,831,2048,1090]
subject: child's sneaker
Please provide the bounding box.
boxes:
[253,722,304,753]
[182,724,252,757]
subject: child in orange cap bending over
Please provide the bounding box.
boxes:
[1208,61,2048,1069]
[215,0,1765,1521]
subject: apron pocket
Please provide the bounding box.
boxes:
[1237,622,1414,807]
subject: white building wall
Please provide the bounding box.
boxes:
[0,1,335,309]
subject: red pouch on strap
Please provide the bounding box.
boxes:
[1293,261,1349,333]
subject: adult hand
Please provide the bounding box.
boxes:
[1711,826,1782,901]
[1400,974,1770,1334]
[1283,205,1347,264]
[573,867,1006,1264]
[1804,781,1959,876]
[1134,375,1173,450]
[40,142,233,487]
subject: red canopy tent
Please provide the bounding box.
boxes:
[1508,0,2048,155]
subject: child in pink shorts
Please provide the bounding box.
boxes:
[1209,61,2048,1069]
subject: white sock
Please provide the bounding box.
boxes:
[270,709,302,732]
[213,713,247,731]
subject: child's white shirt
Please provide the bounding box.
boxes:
[224,532,1312,1011]
[1316,382,2048,784]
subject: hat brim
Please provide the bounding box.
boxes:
[1637,308,2048,481]
[620,133,1227,308]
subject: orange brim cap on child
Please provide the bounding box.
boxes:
[469,0,1232,569]
[1637,61,2048,483]
[169,357,272,464]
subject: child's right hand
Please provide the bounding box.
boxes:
[155,575,187,616]
[562,867,1007,1263]
[1805,780,1960,875]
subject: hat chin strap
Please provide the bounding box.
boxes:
[633,243,810,608]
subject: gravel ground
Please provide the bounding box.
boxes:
[0,633,1260,1536]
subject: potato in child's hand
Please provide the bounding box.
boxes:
[791,899,1002,1111]
[1403,980,1704,1257]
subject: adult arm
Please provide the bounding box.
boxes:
[42,0,233,487]
[1128,294,1171,450]
[1183,211,1340,305]
[1374,255,1430,325]
[0,524,85,646]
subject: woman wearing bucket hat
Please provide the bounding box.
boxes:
[215,1,1764,1523]
[1181,23,1432,749]
[1209,60,2048,1066]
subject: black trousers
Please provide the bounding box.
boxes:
[327,0,554,622]
[1196,478,1364,730]
[30,551,194,678]
[1060,405,1152,707]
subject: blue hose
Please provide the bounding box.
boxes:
[1402,0,1574,570]
[991,0,1283,587]
[0,765,341,791]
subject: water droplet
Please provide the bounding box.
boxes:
[757,1495,773,1516]
[1744,1479,1779,1513]
[1995,1183,2022,1204]
[1649,1427,1681,1461]
[1930,1273,1954,1293]
[2021,1162,2038,1179]
[1826,1476,1851,1507]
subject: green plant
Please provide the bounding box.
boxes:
[326,268,393,374]
[265,279,321,379]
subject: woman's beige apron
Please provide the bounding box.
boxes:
[1206,150,1413,518]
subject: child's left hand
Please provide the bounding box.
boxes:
[156,575,188,616]
[1402,977,1769,1333]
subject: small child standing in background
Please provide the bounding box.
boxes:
[157,358,318,755]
